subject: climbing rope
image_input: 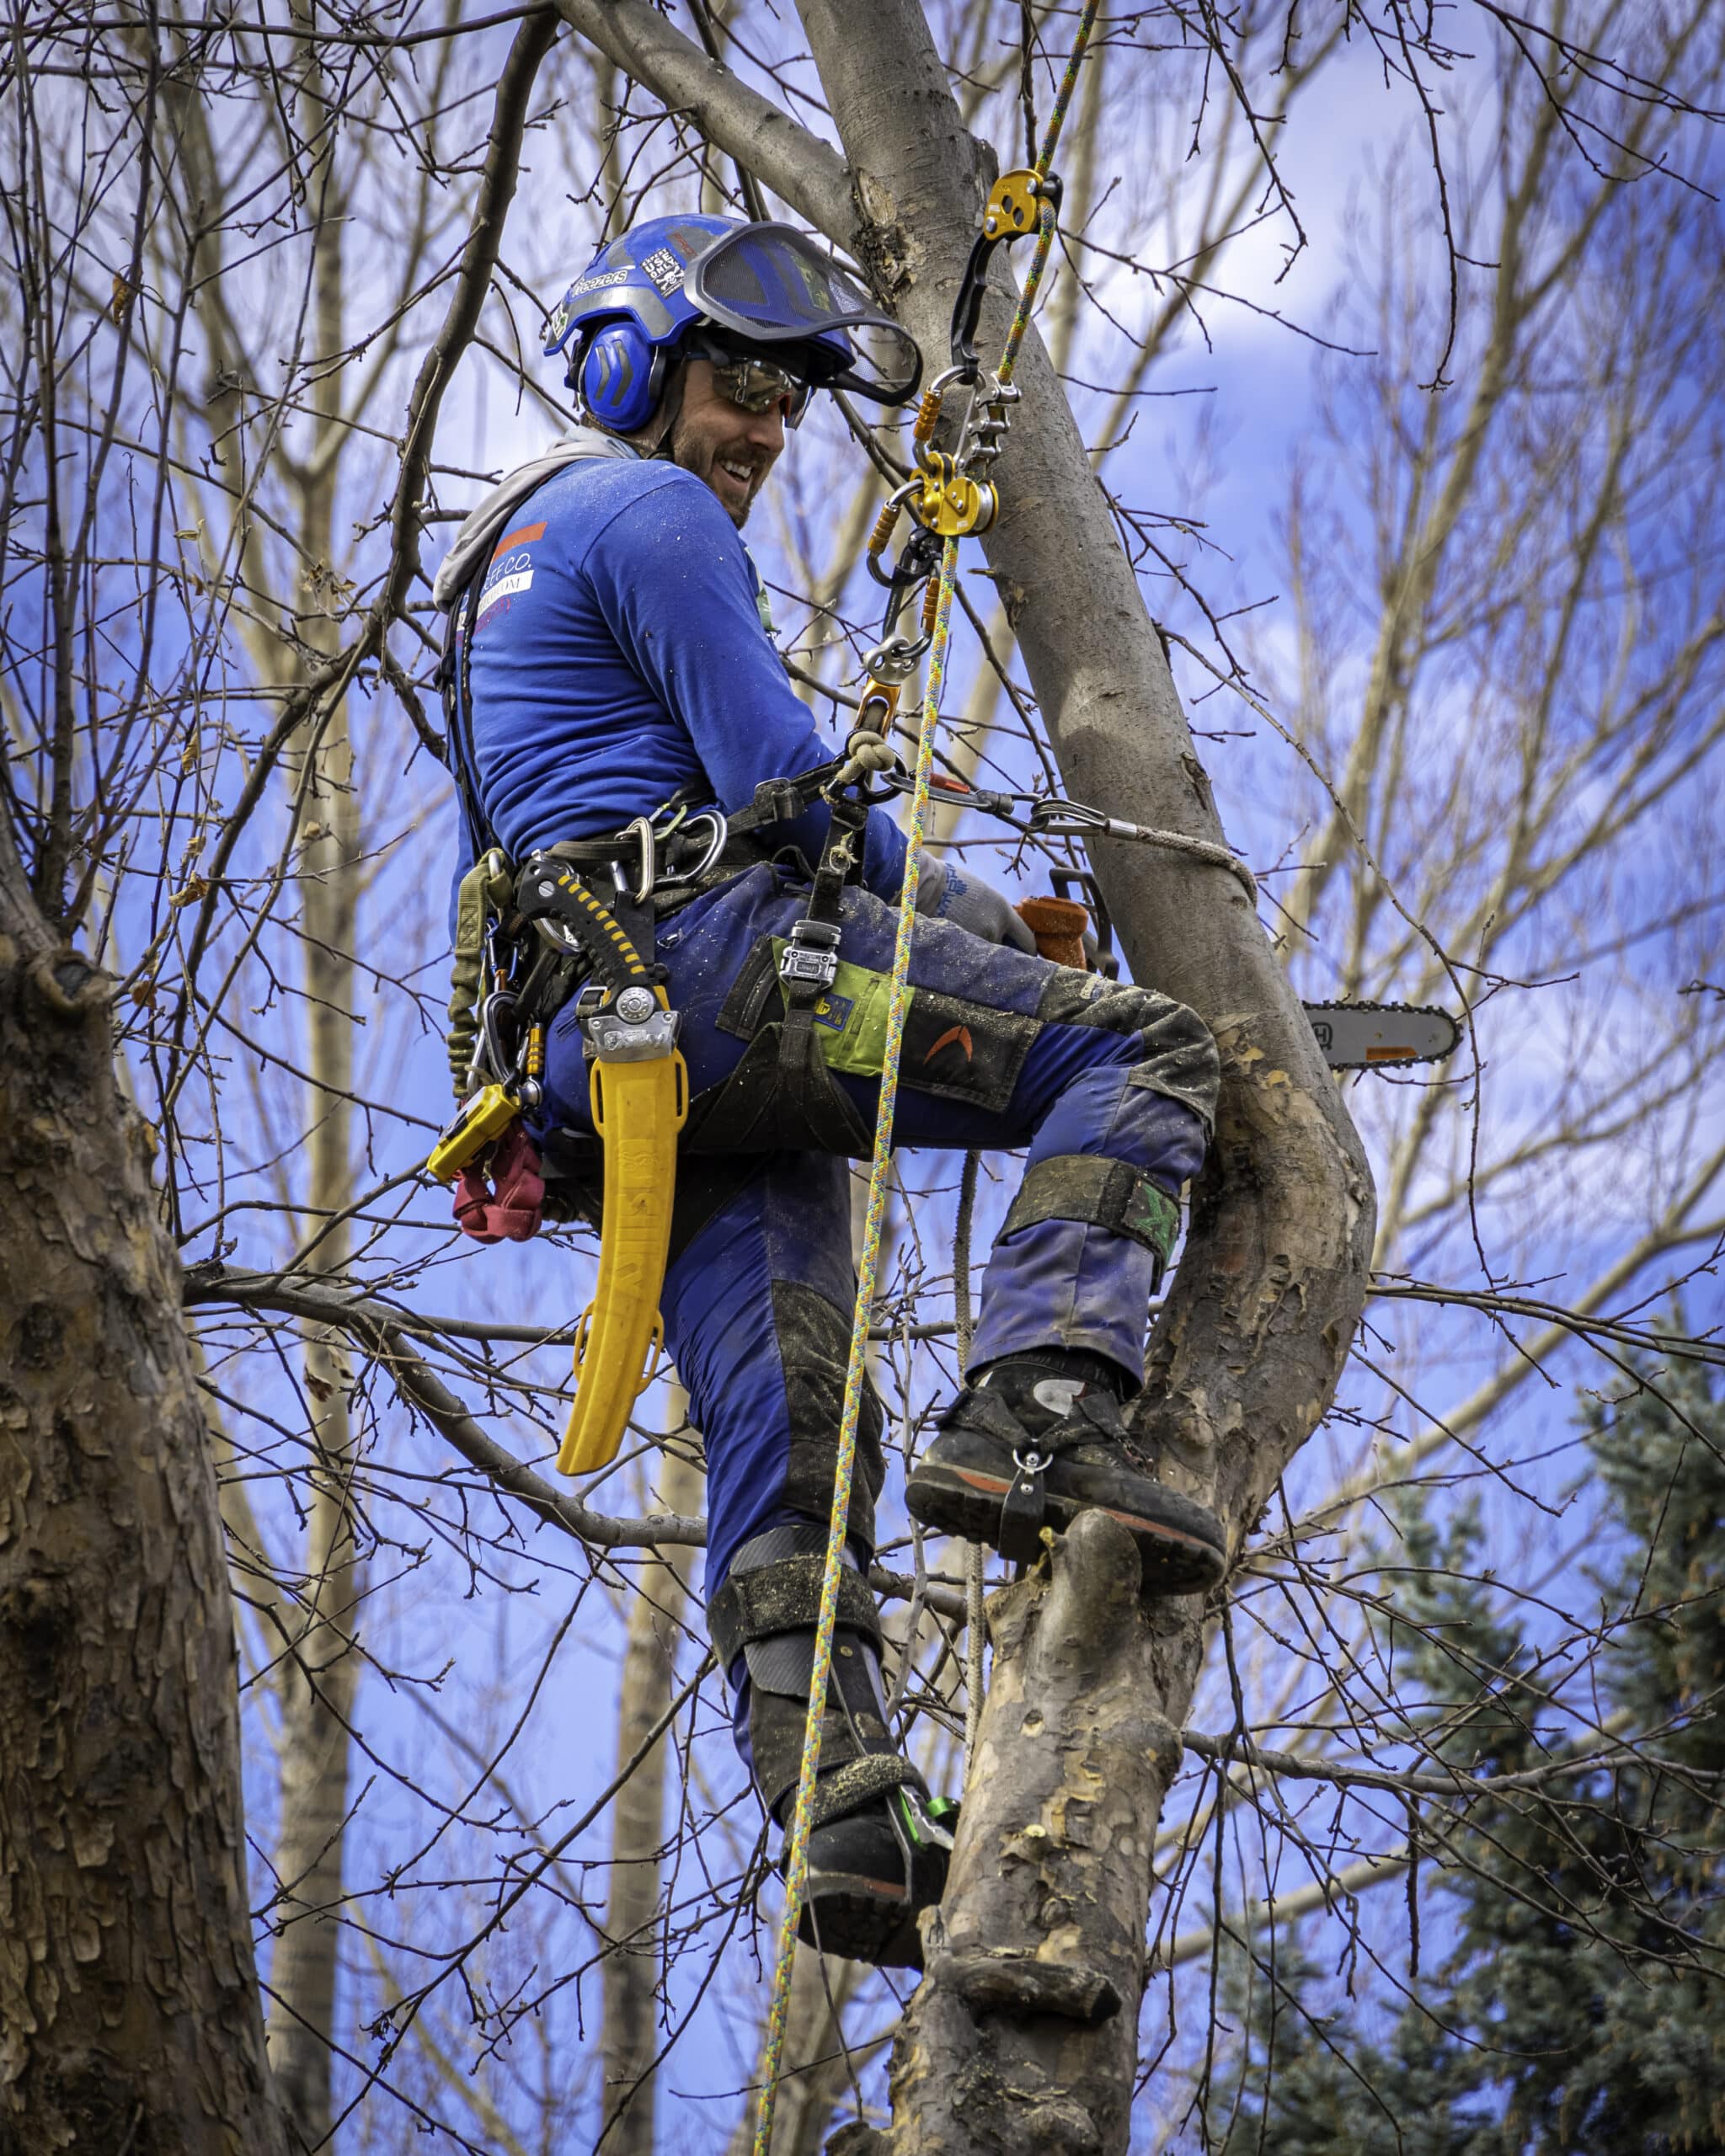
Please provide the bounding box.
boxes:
[751,15,1099,2152]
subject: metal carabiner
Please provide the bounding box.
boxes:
[657,808,728,889]
[1027,796,1111,841]
[478,988,520,1086]
[612,815,656,908]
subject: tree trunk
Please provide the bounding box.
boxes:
[264,51,364,2137]
[0,869,288,2152]
[265,701,362,2152]
[600,1393,704,2153]
[778,8,1376,2146]
[894,1513,1177,2153]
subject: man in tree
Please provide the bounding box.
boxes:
[433,214,1226,1967]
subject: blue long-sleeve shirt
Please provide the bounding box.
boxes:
[452,451,908,897]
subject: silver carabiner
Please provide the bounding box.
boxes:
[612,815,656,908]
[658,808,728,889]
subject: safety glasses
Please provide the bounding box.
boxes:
[708,350,812,425]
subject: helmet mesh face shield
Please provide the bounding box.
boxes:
[685,224,921,404]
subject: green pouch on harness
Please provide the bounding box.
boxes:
[695,932,1041,1152]
[766,938,1039,1113]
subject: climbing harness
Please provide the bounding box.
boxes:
[751,11,1103,2150]
[425,835,690,1474]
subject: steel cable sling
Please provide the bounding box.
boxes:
[750,9,1101,2148]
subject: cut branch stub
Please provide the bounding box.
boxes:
[890,1513,1183,2156]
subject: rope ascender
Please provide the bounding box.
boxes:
[750,10,1101,2148]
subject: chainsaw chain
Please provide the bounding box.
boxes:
[1301,1000,1461,1074]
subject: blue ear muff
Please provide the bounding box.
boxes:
[574,320,665,434]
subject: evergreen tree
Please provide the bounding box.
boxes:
[1215,1358,1725,2156]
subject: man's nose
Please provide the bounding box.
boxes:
[745,403,786,457]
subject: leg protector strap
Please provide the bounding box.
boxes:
[712,1526,923,1825]
[1001,1154,1180,1278]
[708,1527,883,1673]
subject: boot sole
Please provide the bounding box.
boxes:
[797,1867,928,1969]
[905,1460,1226,1593]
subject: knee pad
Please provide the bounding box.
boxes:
[1001,1154,1182,1287]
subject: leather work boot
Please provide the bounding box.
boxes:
[905,1349,1227,1593]
[792,1783,955,1968]
[711,1526,953,1968]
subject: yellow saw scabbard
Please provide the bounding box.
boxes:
[557,995,688,1477]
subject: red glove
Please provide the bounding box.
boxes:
[452,1122,545,1243]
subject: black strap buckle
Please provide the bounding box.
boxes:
[997,1446,1049,1566]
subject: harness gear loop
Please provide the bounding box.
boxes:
[751,8,1101,2144]
[446,846,515,1097]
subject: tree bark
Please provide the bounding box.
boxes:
[894,1515,1179,2154]
[599,1395,704,2153]
[0,867,288,2152]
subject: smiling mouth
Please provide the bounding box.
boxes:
[718,457,756,490]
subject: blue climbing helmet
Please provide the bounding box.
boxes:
[542,213,921,434]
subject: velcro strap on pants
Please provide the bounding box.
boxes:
[1001,1154,1181,1272]
[708,1553,882,1674]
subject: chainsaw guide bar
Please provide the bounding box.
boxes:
[1301,1001,1461,1072]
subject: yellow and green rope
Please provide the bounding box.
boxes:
[750,534,958,2156]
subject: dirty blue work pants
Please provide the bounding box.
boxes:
[537,862,1219,1602]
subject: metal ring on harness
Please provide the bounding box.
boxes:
[614,816,657,908]
[658,808,729,888]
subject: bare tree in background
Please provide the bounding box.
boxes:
[1,2,1721,2150]
[601,1390,705,2154]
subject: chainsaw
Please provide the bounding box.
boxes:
[1300,1001,1459,1073]
[1015,884,1461,1075]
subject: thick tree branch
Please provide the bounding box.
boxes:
[552,0,852,239]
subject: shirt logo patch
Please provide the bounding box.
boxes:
[492,520,546,558]
[478,568,532,613]
[477,545,536,625]
[813,992,854,1032]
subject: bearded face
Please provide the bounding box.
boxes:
[666,357,789,529]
